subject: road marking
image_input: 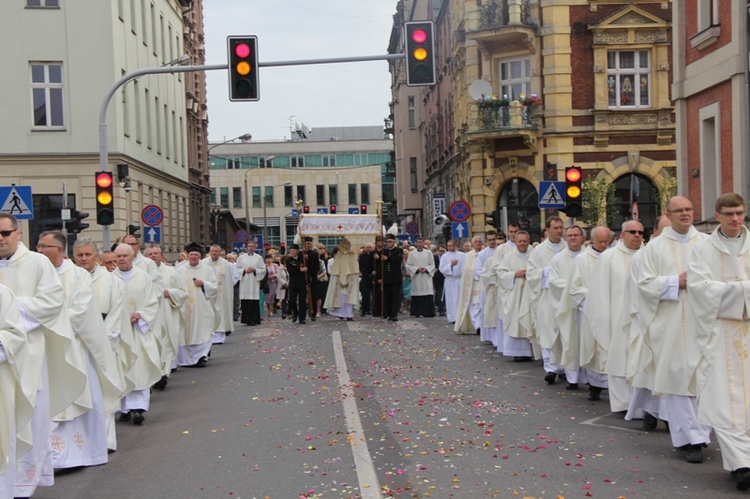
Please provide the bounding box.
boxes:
[580,414,642,433]
[332,330,382,498]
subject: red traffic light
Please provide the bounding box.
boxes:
[411,29,427,44]
[234,43,251,59]
[405,21,436,86]
[303,205,310,214]
[330,205,337,214]
[227,36,259,101]
[360,205,368,214]
[96,172,113,189]
[565,167,582,183]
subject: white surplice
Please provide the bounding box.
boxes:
[454,250,478,334]
[548,247,582,376]
[496,246,536,358]
[155,263,187,372]
[177,261,219,365]
[439,251,464,323]
[406,249,435,296]
[203,256,238,338]
[236,252,267,300]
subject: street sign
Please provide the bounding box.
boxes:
[141,204,164,227]
[398,234,418,246]
[538,181,566,209]
[251,234,264,254]
[317,208,328,214]
[452,222,469,239]
[0,185,33,220]
[236,229,248,243]
[144,226,161,243]
[433,193,445,221]
[291,209,299,218]
[232,242,247,253]
[449,200,471,222]
[405,221,419,235]
[348,207,359,214]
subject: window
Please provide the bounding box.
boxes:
[155,96,161,154]
[697,0,719,32]
[259,156,274,168]
[264,186,273,207]
[329,184,338,205]
[322,155,336,167]
[291,155,305,167]
[297,185,306,204]
[232,187,242,209]
[220,187,229,208]
[699,103,721,219]
[121,70,129,137]
[27,0,59,7]
[408,96,416,129]
[348,184,357,205]
[227,158,242,169]
[361,184,370,204]
[284,185,293,207]
[144,88,152,148]
[410,157,418,193]
[141,0,148,45]
[499,58,531,99]
[316,185,326,206]
[607,51,650,108]
[210,188,217,205]
[31,63,64,128]
[151,3,157,56]
[252,186,261,208]
[130,0,137,34]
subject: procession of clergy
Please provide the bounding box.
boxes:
[0,210,285,497]
[439,192,750,491]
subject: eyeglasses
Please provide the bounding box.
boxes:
[623,230,644,235]
[719,210,746,218]
[486,238,496,242]
[667,207,693,214]
[0,229,18,237]
[36,244,62,250]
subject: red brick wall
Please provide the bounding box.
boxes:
[685,0,733,66]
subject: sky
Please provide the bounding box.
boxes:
[203,1,396,143]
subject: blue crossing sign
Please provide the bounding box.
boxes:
[0,185,34,220]
[538,181,566,209]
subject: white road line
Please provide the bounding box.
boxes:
[332,330,382,498]
[580,414,643,433]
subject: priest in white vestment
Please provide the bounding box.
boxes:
[112,244,161,426]
[236,241,267,326]
[204,245,238,344]
[0,283,33,498]
[123,234,162,285]
[324,239,360,319]
[584,221,643,412]
[439,239,464,324]
[495,231,536,360]
[525,217,567,384]
[454,237,482,333]
[0,215,87,497]
[37,231,124,469]
[74,238,134,452]
[473,232,497,341]
[687,193,750,489]
[406,238,436,317]
[146,246,188,385]
[477,231,500,345]
[631,199,710,463]
[177,243,219,367]
[548,226,585,388]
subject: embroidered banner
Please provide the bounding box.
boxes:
[299,214,381,236]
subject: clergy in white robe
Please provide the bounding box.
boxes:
[495,231,536,360]
[525,217,567,383]
[112,244,161,425]
[583,221,643,412]
[0,216,87,496]
[477,232,500,345]
[473,233,497,340]
[74,238,134,452]
[324,239,360,319]
[454,237,482,334]
[631,200,710,462]
[123,234,162,286]
[0,283,33,498]
[38,232,124,469]
[204,245,238,344]
[236,242,267,326]
[439,240,464,323]
[687,193,750,487]
[406,238,436,317]
[177,244,219,367]
[146,246,188,381]
[548,226,585,386]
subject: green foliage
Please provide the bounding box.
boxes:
[581,177,617,227]
[657,172,678,213]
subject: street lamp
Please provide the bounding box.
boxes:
[207,132,253,157]
[263,181,292,245]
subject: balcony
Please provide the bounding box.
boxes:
[465,0,536,50]
[467,100,540,151]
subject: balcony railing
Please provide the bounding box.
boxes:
[479,0,532,29]
[471,100,538,131]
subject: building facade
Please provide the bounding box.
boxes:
[208,126,393,252]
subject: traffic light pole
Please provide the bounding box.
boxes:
[98,53,406,248]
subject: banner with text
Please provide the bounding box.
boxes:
[299,214,381,236]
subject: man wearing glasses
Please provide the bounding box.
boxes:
[583,219,643,413]
[688,193,750,490]
[0,214,86,496]
[123,234,161,286]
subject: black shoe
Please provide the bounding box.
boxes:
[544,372,557,385]
[513,356,533,362]
[118,412,131,422]
[152,375,168,390]
[476,328,481,335]
[194,357,207,368]
[347,318,353,321]
[282,315,286,320]
[643,412,658,431]
[685,445,704,463]
[291,316,298,323]
[735,468,750,490]
[565,383,579,390]
[588,386,601,401]
[389,317,398,322]
[299,321,306,325]
[225,331,232,336]
[132,410,145,425]
[311,317,316,322]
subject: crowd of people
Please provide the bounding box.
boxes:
[3,190,750,494]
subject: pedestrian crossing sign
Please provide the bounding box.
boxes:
[538,181,566,209]
[0,185,34,220]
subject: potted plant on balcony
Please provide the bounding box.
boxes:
[518,93,542,109]
[475,95,510,129]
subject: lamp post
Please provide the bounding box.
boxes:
[242,155,275,238]
[263,181,292,245]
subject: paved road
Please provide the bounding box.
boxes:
[36,313,743,498]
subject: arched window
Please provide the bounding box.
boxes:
[612,173,660,235]
[498,178,542,241]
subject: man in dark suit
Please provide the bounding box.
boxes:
[286,244,308,324]
[358,242,375,316]
[302,237,320,321]
[377,234,403,321]
[371,237,384,317]
[433,244,446,316]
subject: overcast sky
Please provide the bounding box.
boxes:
[203,1,396,143]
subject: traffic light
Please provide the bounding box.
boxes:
[303,205,310,214]
[128,223,141,237]
[330,205,337,214]
[404,21,436,86]
[227,36,259,101]
[564,166,583,218]
[68,209,90,234]
[360,204,367,214]
[95,172,115,225]
[485,210,500,229]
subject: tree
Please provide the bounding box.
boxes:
[582,178,617,228]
